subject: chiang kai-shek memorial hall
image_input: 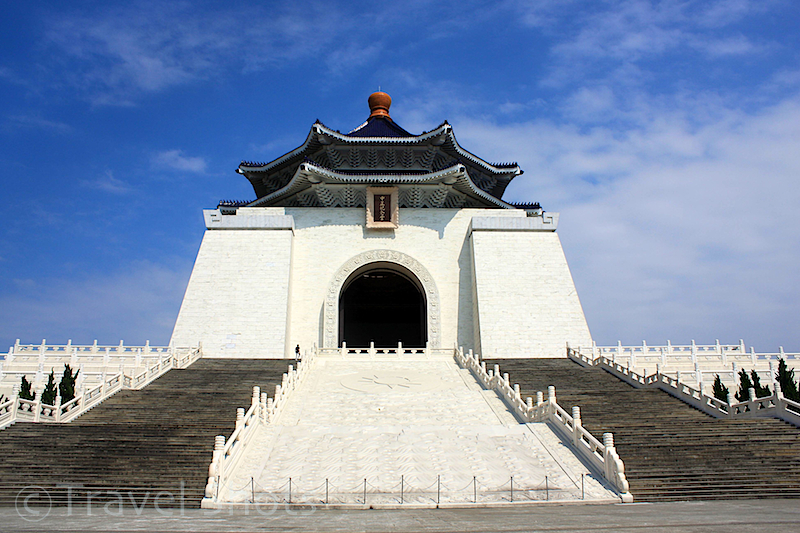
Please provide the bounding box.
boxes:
[3,92,800,512]
[170,91,592,361]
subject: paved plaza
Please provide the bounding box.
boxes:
[4,499,800,532]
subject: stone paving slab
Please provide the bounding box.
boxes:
[3,499,800,532]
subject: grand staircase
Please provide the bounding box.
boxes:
[487,358,800,501]
[0,359,291,508]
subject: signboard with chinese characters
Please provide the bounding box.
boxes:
[366,187,399,228]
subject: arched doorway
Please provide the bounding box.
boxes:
[339,265,426,347]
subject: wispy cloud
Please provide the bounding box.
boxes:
[0,66,28,86]
[6,114,72,134]
[0,261,190,347]
[152,149,207,173]
[81,170,133,194]
[509,0,771,88]
[41,2,376,104]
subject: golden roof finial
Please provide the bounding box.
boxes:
[368,91,392,119]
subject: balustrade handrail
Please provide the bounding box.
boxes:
[316,342,452,359]
[204,347,317,504]
[8,339,171,356]
[567,346,800,428]
[573,340,799,368]
[0,345,201,430]
[454,347,633,503]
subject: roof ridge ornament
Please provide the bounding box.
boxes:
[368,91,392,120]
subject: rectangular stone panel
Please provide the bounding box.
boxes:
[471,228,592,358]
[170,227,294,358]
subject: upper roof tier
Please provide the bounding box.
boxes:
[237,92,524,209]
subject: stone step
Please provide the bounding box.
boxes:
[0,359,292,508]
[484,358,800,502]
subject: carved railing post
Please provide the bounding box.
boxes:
[547,386,556,416]
[54,391,62,422]
[602,433,614,479]
[10,384,19,422]
[33,389,41,423]
[205,435,226,499]
[252,386,260,409]
[572,407,581,447]
[38,339,46,366]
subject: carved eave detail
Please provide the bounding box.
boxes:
[238,121,522,203]
[244,161,514,210]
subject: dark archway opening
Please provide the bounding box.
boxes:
[339,267,426,347]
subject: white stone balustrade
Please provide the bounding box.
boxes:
[568,346,800,428]
[455,346,633,502]
[0,340,192,393]
[316,341,453,359]
[0,345,202,430]
[574,340,799,396]
[204,348,316,502]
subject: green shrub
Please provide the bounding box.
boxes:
[58,364,80,403]
[712,374,730,403]
[750,370,771,398]
[735,369,754,402]
[41,370,57,405]
[776,357,800,402]
[19,376,34,400]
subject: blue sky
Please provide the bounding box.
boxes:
[1,0,799,352]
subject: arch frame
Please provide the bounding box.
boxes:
[323,250,441,348]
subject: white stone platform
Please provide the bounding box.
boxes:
[219,354,618,506]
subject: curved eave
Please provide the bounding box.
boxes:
[315,122,521,177]
[246,162,514,209]
[237,121,522,180]
[236,126,319,176]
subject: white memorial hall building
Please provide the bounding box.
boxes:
[171,91,591,361]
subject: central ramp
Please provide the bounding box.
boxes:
[220,354,618,505]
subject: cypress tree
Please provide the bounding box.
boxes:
[750,370,771,398]
[712,374,730,403]
[59,364,80,403]
[776,358,800,402]
[735,368,754,402]
[41,370,57,405]
[19,376,34,400]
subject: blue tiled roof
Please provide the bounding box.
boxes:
[346,117,415,138]
[217,199,252,208]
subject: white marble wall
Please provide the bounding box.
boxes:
[170,224,293,358]
[171,206,591,358]
[471,225,592,358]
